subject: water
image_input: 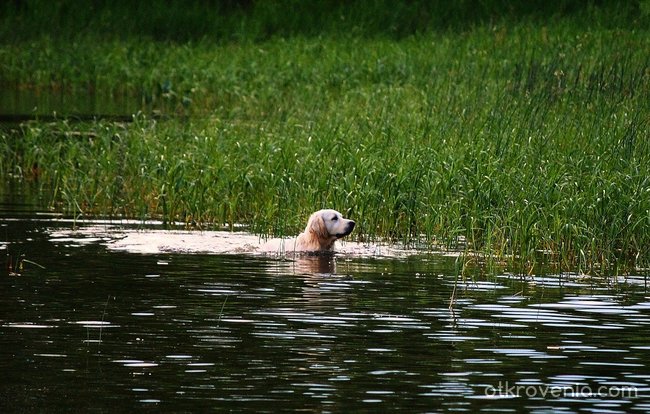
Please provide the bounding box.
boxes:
[2,193,650,412]
[0,86,142,122]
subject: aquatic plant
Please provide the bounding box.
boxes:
[1,3,649,275]
[1,0,646,43]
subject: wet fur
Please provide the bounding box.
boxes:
[294,209,355,252]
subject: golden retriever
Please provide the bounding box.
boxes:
[293,209,356,252]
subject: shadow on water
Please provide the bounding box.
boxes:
[2,191,650,412]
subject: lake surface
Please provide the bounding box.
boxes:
[2,188,650,413]
[0,86,142,122]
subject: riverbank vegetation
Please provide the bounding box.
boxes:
[1,1,649,275]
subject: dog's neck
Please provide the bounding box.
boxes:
[298,229,336,251]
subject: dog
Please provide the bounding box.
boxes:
[292,209,355,253]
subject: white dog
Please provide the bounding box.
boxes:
[292,209,356,252]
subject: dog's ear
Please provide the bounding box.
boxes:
[309,213,329,241]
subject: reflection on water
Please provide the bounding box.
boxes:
[2,214,650,412]
[46,223,426,258]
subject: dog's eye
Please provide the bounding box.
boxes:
[331,216,338,221]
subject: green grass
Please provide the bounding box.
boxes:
[1,2,649,275]
[2,0,644,42]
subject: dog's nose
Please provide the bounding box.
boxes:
[348,221,355,230]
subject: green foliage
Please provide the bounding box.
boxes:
[0,0,646,42]
[0,3,649,275]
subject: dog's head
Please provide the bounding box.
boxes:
[306,209,355,248]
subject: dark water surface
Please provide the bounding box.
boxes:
[0,86,142,122]
[2,193,650,413]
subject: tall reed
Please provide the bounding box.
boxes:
[1,6,649,275]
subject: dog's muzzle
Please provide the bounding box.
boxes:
[336,220,355,238]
